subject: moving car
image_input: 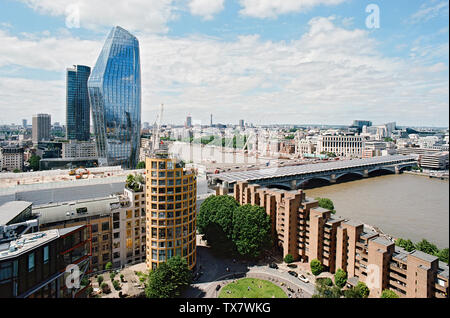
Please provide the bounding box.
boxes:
[298,274,309,283]
[269,263,278,269]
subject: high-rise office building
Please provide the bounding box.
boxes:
[22,119,27,129]
[145,154,197,271]
[32,114,51,144]
[88,26,141,169]
[66,65,91,141]
[185,115,192,128]
[239,119,245,129]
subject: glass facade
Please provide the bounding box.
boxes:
[66,65,91,141]
[88,26,141,169]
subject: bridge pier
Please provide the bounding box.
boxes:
[330,174,336,183]
[290,180,297,190]
[395,166,400,174]
[363,169,369,178]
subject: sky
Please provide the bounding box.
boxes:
[0,0,448,127]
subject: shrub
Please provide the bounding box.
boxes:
[310,259,323,276]
[105,262,113,271]
[110,272,116,280]
[97,275,104,285]
[120,274,125,282]
[284,254,294,264]
[100,282,111,294]
[334,269,347,288]
[112,280,121,291]
[381,289,399,298]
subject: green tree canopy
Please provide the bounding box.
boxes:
[438,248,449,264]
[284,254,294,264]
[381,289,399,298]
[415,239,439,256]
[310,259,323,276]
[395,238,416,252]
[313,279,341,298]
[356,282,370,298]
[137,161,146,169]
[334,268,347,288]
[231,204,272,259]
[315,197,336,214]
[198,195,239,239]
[145,256,192,298]
[28,154,41,171]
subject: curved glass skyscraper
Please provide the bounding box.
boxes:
[88,26,141,169]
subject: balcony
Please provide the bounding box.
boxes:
[389,263,407,275]
[389,271,407,284]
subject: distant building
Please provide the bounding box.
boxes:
[316,134,365,157]
[419,152,449,170]
[239,119,245,129]
[32,114,51,144]
[186,116,192,128]
[22,119,27,129]
[0,146,24,172]
[66,65,91,141]
[62,141,97,159]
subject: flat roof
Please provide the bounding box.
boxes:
[0,201,32,225]
[437,262,449,279]
[410,250,439,263]
[371,236,394,247]
[213,155,416,183]
[33,196,120,225]
[1,229,57,260]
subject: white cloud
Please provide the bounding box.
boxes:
[17,0,179,33]
[410,0,449,23]
[188,0,225,20]
[0,16,448,126]
[238,0,348,19]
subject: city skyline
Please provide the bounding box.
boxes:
[0,1,448,127]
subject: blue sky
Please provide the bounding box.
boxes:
[0,0,448,127]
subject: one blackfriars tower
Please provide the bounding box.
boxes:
[88,26,141,169]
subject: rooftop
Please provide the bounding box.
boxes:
[0,226,83,260]
[0,201,32,225]
[33,196,120,225]
[370,236,394,247]
[410,250,439,263]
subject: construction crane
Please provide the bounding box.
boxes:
[152,104,164,151]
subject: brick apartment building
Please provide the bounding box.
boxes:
[227,181,448,298]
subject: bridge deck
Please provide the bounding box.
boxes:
[212,155,417,183]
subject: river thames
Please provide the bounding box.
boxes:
[305,173,449,248]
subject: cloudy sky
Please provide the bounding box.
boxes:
[0,0,448,127]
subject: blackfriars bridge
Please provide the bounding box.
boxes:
[209,155,418,191]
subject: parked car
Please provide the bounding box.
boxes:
[288,271,298,277]
[298,274,309,283]
[216,285,221,291]
[287,264,298,268]
[269,263,278,269]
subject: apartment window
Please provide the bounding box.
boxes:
[28,253,35,272]
[101,222,109,231]
[113,232,120,239]
[43,246,49,264]
[92,224,98,233]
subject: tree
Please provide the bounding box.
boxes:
[198,195,238,239]
[13,169,21,173]
[28,154,41,171]
[334,268,347,288]
[313,279,341,298]
[112,280,121,291]
[315,197,336,214]
[284,254,294,264]
[356,282,370,298]
[137,161,146,169]
[381,289,399,298]
[100,282,111,294]
[415,239,439,256]
[105,262,113,271]
[97,275,104,285]
[395,238,415,252]
[310,259,323,276]
[438,248,449,264]
[317,277,333,287]
[231,204,272,259]
[145,256,192,298]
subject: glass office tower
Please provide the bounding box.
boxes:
[88,26,141,169]
[66,65,91,141]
